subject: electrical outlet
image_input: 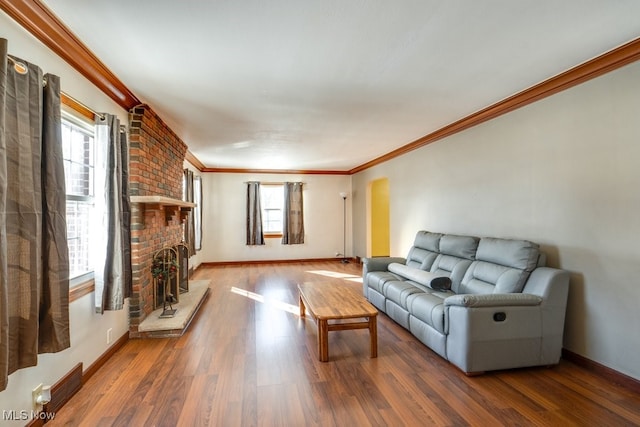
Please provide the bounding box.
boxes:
[32,383,43,411]
[107,328,113,344]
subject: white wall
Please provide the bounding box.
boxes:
[200,172,351,262]
[1,12,131,424]
[352,61,640,381]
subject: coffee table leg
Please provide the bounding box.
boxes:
[299,295,305,317]
[369,316,378,358]
[318,319,329,362]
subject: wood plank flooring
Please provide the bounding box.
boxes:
[48,261,640,426]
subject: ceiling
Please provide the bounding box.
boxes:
[40,0,640,172]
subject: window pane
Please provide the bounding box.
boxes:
[70,129,90,164]
[68,161,93,197]
[62,116,96,280]
[66,200,92,277]
[261,185,283,209]
[260,185,284,233]
[62,120,95,198]
[263,208,282,233]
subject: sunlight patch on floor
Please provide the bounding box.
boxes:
[306,270,363,283]
[230,286,300,314]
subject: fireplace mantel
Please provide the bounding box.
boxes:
[131,195,195,225]
[131,195,196,208]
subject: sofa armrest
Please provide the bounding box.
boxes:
[444,268,570,373]
[388,262,444,286]
[444,293,542,308]
[445,299,546,373]
[362,256,406,276]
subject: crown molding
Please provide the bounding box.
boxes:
[201,167,350,175]
[0,0,140,110]
[184,150,206,171]
[349,37,640,174]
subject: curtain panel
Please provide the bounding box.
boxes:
[246,182,265,245]
[94,114,132,313]
[1,39,70,391]
[194,175,202,251]
[282,182,304,244]
[184,169,196,256]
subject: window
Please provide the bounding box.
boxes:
[61,113,96,280]
[260,184,284,235]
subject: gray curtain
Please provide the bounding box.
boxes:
[246,182,264,245]
[194,175,202,251]
[184,169,196,256]
[94,114,132,313]
[282,182,304,244]
[1,39,70,391]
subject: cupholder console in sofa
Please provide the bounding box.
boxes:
[362,231,570,374]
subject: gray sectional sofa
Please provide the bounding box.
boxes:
[362,231,570,374]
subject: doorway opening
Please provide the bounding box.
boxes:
[367,178,390,257]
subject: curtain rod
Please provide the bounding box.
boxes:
[60,89,106,121]
[8,55,106,121]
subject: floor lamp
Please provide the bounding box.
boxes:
[340,192,349,263]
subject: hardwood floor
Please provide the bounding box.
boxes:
[49,261,640,426]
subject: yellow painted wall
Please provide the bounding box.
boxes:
[370,178,390,256]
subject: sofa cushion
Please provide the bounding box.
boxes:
[475,237,539,271]
[405,231,442,269]
[429,234,478,291]
[413,230,442,252]
[458,262,527,294]
[384,280,426,309]
[459,238,540,294]
[407,292,451,334]
[432,256,473,291]
[366,271,403,295]
[439,234,479,259]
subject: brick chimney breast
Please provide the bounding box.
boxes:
[128,105,189,334]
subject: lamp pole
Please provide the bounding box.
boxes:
[340,192,348,263]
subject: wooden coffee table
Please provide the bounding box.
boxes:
[298,282,378,362]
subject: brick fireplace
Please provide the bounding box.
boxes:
[128,105,190,336]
